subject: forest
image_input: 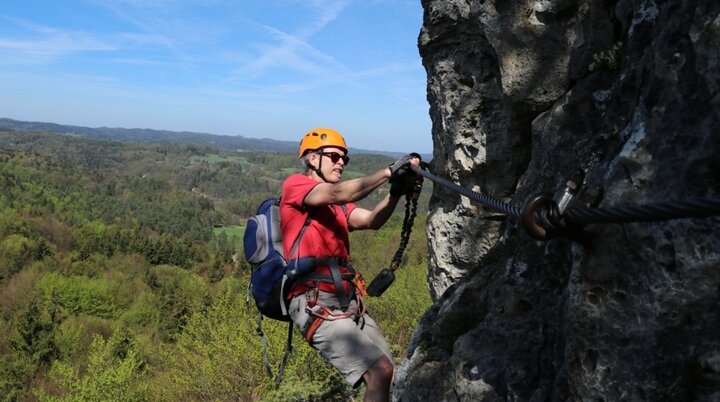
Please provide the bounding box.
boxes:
[0,130,432,401]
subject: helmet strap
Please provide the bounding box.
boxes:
[311,152,329,182]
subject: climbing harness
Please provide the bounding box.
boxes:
[409,165,720,241]
[299,186,423,337]
[303,288,368,343]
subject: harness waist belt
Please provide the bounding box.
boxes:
[286,256,353,309]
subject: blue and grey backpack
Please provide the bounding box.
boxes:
[243,197,350,383]
[242,197,311,383]
[244,198,289,320]
[243,198,313,321]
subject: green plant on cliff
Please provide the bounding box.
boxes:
[589,41,623,72]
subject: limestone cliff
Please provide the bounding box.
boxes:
[397,0,720,400]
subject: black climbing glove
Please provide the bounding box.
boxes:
[388,153,421,183]
[389,178,409,197]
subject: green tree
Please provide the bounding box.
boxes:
[10,299,58,367]
[36,333,147,402]
[152,265,207,342]
[208,257,225,284]
[0,208,36,239]
[74,221,110,259]
[0,234,34,281]
[153,282,261,400]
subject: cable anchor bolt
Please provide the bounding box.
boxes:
[521,170,586,240]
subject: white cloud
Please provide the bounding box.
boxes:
[237,23,345,79]
[233,0,351,79]
[297,0,351,37]
[0,22,116,64]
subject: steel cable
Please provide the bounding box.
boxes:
[410,164,720,234]
[564,197,720,224]
[410,165,522,218]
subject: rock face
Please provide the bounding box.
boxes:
[397,0,720,400]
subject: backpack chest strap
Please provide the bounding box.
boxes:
[287,256,353,309]
[286,256,349,274]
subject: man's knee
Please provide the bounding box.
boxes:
[367,355,394,384]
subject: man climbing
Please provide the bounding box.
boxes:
[280,127,419,401]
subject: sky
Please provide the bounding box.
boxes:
[0,0,432,153]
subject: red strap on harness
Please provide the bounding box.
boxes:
[305,309,329,343]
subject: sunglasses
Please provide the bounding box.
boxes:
[318,151,349,165]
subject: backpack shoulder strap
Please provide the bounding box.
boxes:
[340,203,348,217]
[275,321,293,385]
[287,208,314,261]
[256,313,294,385]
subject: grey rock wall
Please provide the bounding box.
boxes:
[399,0,720,400]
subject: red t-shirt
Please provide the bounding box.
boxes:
[280,174,357,297]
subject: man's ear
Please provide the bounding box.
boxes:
[307,152,319,168]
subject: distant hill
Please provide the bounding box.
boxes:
[0,118,410,157]
[0,129,432,221]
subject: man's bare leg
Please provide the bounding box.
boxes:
[362,355,394,402]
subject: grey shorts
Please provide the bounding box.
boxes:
[289,290,393,387]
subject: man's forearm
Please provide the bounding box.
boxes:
[365,194,400,230]
[334,167,390,203]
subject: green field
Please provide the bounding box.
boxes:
[193,154,249,164]
[213,225,245,239]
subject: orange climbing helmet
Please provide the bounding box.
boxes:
[298,127,348,158]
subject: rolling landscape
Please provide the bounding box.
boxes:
[0,118,414,158]
[0,123,432,401]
